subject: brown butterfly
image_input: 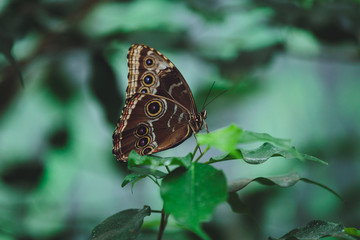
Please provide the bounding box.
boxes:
[112,44,207,161]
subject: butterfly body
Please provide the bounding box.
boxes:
[112,44,207,161]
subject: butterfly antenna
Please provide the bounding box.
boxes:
[202,89,227,109]
[201,81,216,111]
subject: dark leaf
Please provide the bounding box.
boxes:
[47,61,77,102]
[227,192,251,215]
[90,51,123,123]
[49,126,69,148]
[0,73,19,114]
[1,161,44,191]
[228,172,341,200]
[0,33,23,86]
[269,220,349,240]
[90,206,151,240]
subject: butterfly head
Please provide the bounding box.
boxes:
[191,110,207,133]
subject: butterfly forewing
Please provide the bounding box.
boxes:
[127,44,197,114]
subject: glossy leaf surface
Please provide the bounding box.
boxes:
[160,163,227,239]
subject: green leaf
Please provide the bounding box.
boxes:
[345,228,360,237]
[121,167,166,188]
[160,163,228,240]
[90,206,151,240]
[128,150,192,168]
[228,172,342,200]
[208,143,327,165]
[344,227,360,238]
[269,220,347,240]
[121,173,143,188]
[128,167,167,179]
[197,124,243,155]
[197,124,291,158]
[239,130,291,146]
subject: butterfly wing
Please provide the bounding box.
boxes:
[126,44,198,115]
[112,93,192,161]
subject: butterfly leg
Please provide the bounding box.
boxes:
[203,120,209,133]
[190,123,206,156]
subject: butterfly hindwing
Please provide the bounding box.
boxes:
[112,93,192,161]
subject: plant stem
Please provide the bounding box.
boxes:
[151,209,163,213]
[192,145,200,160]
[147,175,160,187]
[195,146,210,162]
[157,208,169,240]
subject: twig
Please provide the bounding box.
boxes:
[157,208,169,240]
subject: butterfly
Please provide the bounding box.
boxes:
[112,44,207,161]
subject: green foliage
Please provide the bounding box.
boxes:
[344,228,360,238]
[93,124,342,240]
[198,125,326,164]
[197,124,290,148]
[227,172,341,199]
[128,151,193,168]
[121,167,167,189]
[90,206,151,240]
[208,142,326,164]
[160,163,227,239]
[269,220,358,240]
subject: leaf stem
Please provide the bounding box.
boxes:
[147,175,160,187]
[195,146,210,162]
[157,208,169,240]
[165,165,171,173]
[192,144,200,161]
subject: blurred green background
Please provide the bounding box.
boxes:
[0,0,359,239]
